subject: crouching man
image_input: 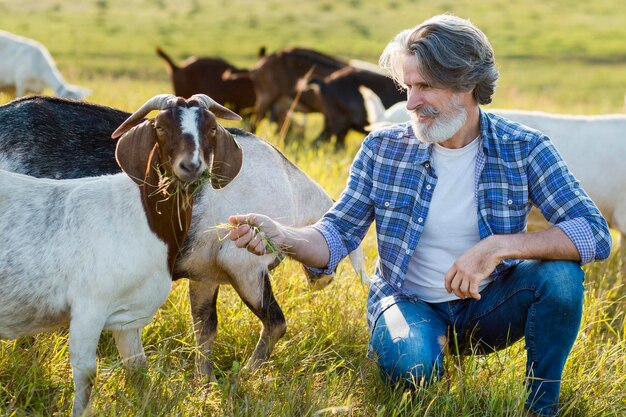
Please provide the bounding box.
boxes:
[228,14,611,417]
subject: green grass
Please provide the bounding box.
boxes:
[0,0,625,415]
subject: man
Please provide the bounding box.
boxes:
[228,14,611,417]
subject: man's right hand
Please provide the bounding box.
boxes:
[228,213,286,256]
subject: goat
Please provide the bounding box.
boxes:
[0,30,90,100]
[224,47,348,134]
[156,46,256,116]
[360,86,410,131]
[0,94,241,416]
[361,90,626,263]
[0,96,369,384]
[305,67,405,148]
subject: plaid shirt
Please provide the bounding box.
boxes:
[311,110,612,331]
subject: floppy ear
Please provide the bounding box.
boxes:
[115,120,158,185]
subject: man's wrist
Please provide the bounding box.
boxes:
[487,234,511,261]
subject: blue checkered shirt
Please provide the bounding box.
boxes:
[311,110,612,331]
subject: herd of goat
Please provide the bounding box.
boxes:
[1,29,625,415]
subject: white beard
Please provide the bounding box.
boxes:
[410,95,467,144]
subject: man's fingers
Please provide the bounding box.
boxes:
[449,274,464,298]
[444,265,456,293]
[469,281,481,300]
[459,279,470,299]
[229,213,256,225]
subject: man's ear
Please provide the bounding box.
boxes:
[115,120,158,185]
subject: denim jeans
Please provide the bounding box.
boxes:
[371,260,585,417]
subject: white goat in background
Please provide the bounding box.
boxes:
[0,30,91,99]
[361,86,626,264]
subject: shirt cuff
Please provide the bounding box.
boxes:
[556,218,595,264]
[303,221,347,276]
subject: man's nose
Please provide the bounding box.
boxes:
[406,89,424,111]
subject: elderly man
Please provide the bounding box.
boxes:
[228,14,611,417]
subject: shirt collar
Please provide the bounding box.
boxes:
[479,108,496,156]
[405,123,433,165]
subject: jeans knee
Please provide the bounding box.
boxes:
[378,353,440,388]
[535,260,584,308]
[373,335,442,388]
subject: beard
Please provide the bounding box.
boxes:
[410,95,467,144]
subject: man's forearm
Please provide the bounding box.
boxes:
[489,226,581,263]
[282,226,331,268]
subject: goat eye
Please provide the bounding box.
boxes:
[210,127,217,135]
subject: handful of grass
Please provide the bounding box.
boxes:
[213,220,287,260]
[150,165,213,230]
[153,165,212,201]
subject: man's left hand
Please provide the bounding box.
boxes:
[444,236,502,300]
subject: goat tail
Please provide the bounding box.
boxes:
[359,86,384,129]
[348,245,371,285]
[155,46,179,73]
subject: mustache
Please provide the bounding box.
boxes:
[412,106,440,117]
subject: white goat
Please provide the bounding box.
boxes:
[360,85,410,131]
[0,94,241,416]
[0,30,91,99]
[361,87,626,262]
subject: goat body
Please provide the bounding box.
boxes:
[0,172,170,338]
[0,30,90,99]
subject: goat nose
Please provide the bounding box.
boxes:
[178,160,201,176]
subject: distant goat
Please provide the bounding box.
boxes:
[0,96,369,384]
[156,46,255,115]
[0,94,241,416]
[306,67,405,148]
[0,30,90,99]
[225,47,348,133]
[360,86,410,131]
[361,90,626,263]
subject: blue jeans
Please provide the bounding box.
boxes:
[371,260,584,417]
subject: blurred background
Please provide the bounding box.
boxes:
[1,0,625,114]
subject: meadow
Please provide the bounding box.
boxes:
[0,0,625,415]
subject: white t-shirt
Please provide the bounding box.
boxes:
[404,136,493,302]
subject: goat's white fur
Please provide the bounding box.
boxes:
[361,86,626,261]
[0,172,171,416]
[0,30,91,99]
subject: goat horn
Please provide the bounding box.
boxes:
[111,94,178,139]
[189,94,242,121]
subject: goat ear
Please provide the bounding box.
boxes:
[115,120,157,186]
[212,106,242,121]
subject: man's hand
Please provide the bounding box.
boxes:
[228,214,286,256]
[444,236,502,300]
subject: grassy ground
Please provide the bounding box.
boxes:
[0,0,625,415]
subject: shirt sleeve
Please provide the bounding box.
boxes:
[306,136,377,275]
[526,135,612,264]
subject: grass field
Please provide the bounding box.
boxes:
[0,0,625,416]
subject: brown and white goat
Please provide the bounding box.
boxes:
[0,94,241,416]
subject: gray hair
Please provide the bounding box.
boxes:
[379,14,499,105]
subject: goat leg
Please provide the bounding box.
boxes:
[189,280,220,383]
[233,270,286,372]
[69,311,106,417]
